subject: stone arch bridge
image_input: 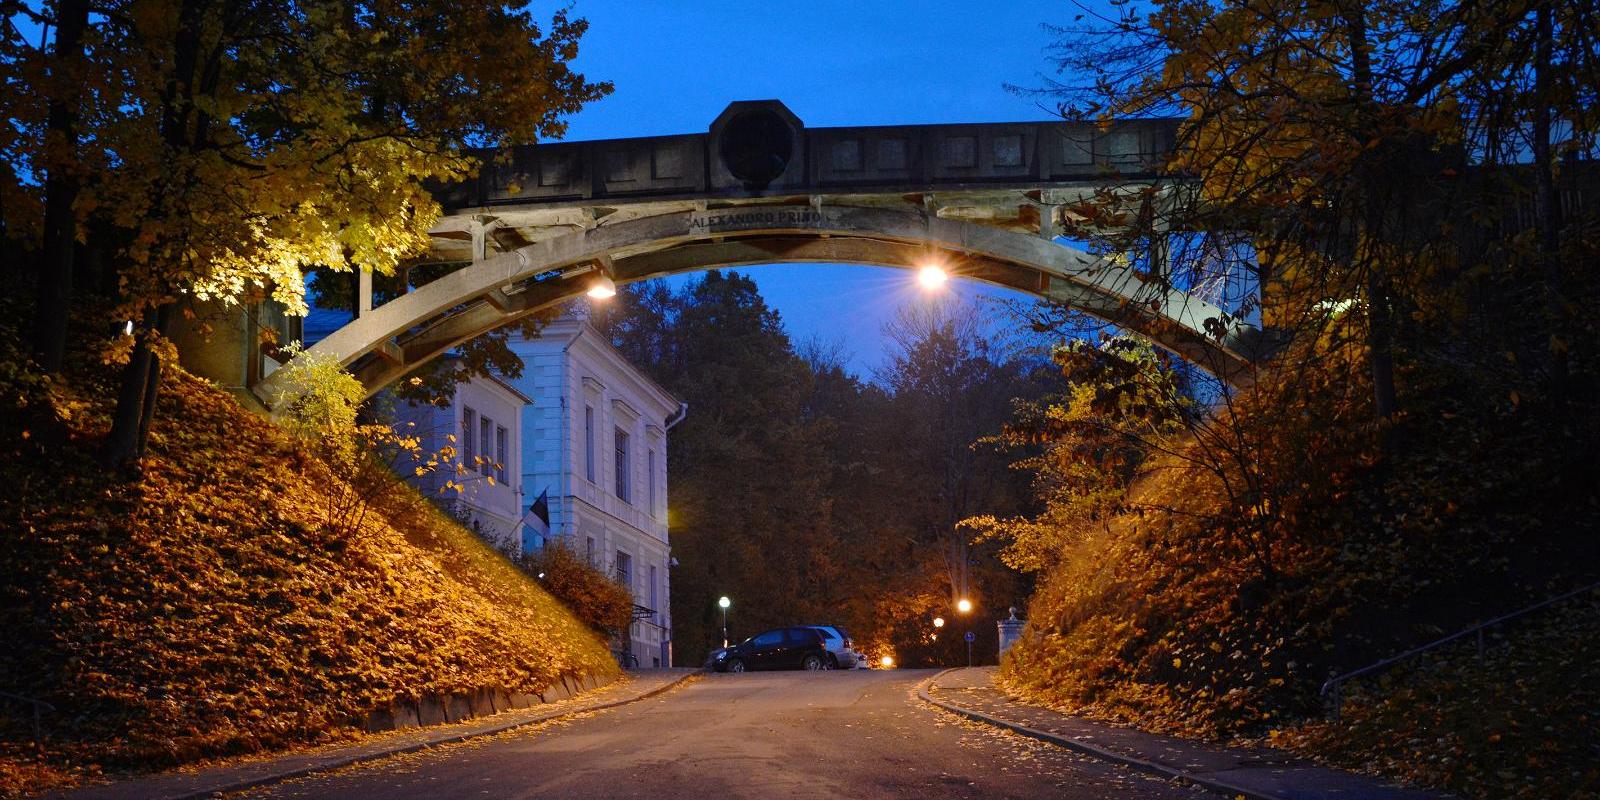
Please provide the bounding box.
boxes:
[211,100,1269,402]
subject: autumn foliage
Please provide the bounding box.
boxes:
[992,327,1600,799]
[0,313,617,796]
[515,542,636,640]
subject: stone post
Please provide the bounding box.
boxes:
[997,606,1025,659]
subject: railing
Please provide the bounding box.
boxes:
[0,690,55,743]
[1321,580,1600,720]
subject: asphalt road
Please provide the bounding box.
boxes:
[241,669,1211,800]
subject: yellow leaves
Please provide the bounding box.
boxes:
[2,361,615,783]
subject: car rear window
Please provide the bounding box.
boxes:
[815,627,839,640]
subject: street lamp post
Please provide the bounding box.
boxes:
[957,598,974,667]
[718,596,731,648]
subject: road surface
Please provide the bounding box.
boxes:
[243,669,1210,799]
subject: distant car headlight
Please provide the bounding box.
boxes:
[715,651,727,660]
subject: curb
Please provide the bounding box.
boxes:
[916,668,1273,800]
[71,670,703,800]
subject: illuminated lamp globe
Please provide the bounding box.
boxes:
[880,655,895,668]
[917,264,948,289]
[587,274,618,299]
[956,598,973,614]
[932,617,945,628]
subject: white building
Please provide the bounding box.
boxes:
[505,314,685,669]
[389,359,529,553]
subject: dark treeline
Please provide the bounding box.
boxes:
[591,271,1052,665]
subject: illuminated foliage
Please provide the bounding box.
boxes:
[0,309,617,795]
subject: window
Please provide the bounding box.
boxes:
[462,408,477,466]
[495,426,508,483]
[615,550,632,588]
[614,428,631,503]
[648,564,658,609]
[479,415,492,474]
[647,448,657,515]
[785,628,821,645]
[751,630,782,647]
[583,405,595,483]
[585,536,595,566]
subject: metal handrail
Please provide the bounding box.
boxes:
[1320,580,1600,719]
[0,690,56,743]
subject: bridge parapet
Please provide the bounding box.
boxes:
[436,100,1176,211]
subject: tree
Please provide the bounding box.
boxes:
[26,0,91,374]
[965,336,1192,575]
[596,273,1050,665]
[9,0,608,467]
[1028,0,1599,454]
[878,299,1044,607]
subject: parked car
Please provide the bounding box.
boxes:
[712,627,830,673]
[702,646,729,669]
[805,625,860,669]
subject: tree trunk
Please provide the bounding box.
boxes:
[1533,4,1565,396]
[103,306,172,468]
[1345,4,1401,434]
[31,0,91,373]
[102,0,205,470]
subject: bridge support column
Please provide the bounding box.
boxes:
[171,298,297,410]
[357,269,373,317]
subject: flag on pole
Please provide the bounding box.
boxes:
[522,488,551,553]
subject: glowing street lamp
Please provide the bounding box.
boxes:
[932,616,945,629]
[917,264,948,289]
[587,273,618,300]
[718,595,731,648]
[957,598,975,667]
[880,655,895,668]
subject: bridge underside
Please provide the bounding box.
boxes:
[250,103,1269,402]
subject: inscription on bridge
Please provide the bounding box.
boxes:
[688,209,825,233]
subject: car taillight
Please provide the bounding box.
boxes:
[844,639,853,649]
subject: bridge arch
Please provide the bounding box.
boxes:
[251,102,1272,402]
[269,203,1265,400]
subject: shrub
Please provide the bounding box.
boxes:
[264,344,441,539]
[517,541,635,637]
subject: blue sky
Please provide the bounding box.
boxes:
[556,0,1081,377]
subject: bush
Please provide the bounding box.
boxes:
[517,541,635,637]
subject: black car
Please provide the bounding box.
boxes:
[712,627,830,673]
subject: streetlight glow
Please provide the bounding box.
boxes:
[880,655,895,668]
[587,274,618,299]
[933,617,945,628]
[957,598,973,614]
[917,264,948,289]
[717,595,731,648]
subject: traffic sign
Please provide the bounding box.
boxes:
[964,631,975,642]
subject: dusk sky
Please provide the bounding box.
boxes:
[557,0,1082,377]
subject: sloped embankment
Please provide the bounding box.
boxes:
[0,337,618,795]
[996,367,1600,800]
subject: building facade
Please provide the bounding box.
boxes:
[505,315,685,669]
[389,362,529,553]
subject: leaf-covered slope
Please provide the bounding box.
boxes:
[996,360,1600,800]
[0,347,617,789]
